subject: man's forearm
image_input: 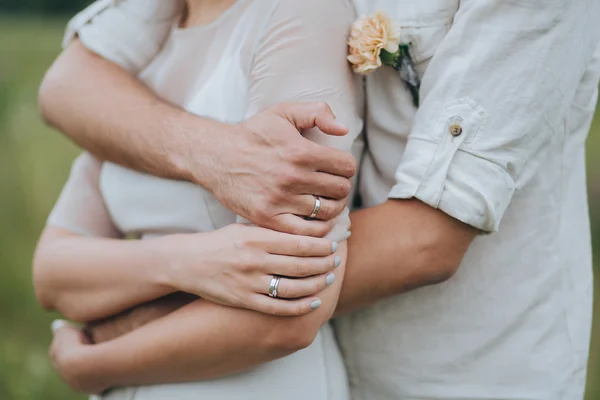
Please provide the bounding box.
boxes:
[40,40,225,187]
[335,199,477,316]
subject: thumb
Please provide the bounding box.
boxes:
[277,102,349,136]
[51,319,87,343]
[51,319,72,334]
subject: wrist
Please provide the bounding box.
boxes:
[142,237,178,292]
[161,109,233,190]
[153,233,209,294]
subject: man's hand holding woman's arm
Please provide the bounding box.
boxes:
[40,40,356,237]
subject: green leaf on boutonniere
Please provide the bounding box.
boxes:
[380,48,398,68]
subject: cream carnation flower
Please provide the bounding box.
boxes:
[347,11,401,75]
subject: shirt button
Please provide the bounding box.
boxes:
[449,124,463,137]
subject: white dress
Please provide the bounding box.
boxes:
[48,0,363,399]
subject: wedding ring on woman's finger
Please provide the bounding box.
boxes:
[268,275,281,298]
[308,196,321,219]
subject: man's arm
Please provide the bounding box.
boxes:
[40,40,355,236]
[336,199,477,315]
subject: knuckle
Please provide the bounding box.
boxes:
[320,257,333,273]
[284,146,308,165]
[316,202,331,220]
[295,240,311,256]
[266,303,283,316]
[312,223,331,238]
[278,283,290,298]
[235,253,258,272]
[283,224,300,235]
[255,206,274,223]
[228,292,244,307]
[265,188,286,207]
[313,279,327,292]
[289,225,306,236]
[336,181,351,197]
[273,168,296,190]
[345,157,358,176]
[335,200,347,214]
[295,261,309,277]
[291,303,305,316]
[315,102,331,115]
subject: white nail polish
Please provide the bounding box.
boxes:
[326,273,336,286]
[334,255,341,268]
[332,242,338,253]
[310,299,322,310]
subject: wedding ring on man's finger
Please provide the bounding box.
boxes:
[308,196,321,219]
[268,275,281,298]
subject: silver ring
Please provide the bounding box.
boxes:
[268,276,281,298]
[309,196,321,219]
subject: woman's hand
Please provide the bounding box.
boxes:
[49,320,108,395]
[159,224,341,316]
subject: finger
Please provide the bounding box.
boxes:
[278,102,349,137]
[248,294,323,317]
[51,319,72,334]
[310,145,357,179]
[258,272,335,299]
[266,214,333,237]
[288,195,346,221]
[292,171,353,200]
[263,253,340,277]
[260,229,337,256]
[49,320,88,362]
[51,320,88,344]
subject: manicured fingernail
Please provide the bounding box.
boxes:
[310,299,322,310]
[332,242,338,253]
[334,255,341,268]
[326,272,336,286]
[51,319,67,333]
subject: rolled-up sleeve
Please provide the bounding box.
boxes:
[388,0,600,232]
[63,0,182,74]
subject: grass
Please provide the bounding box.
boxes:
[0,14,598,400]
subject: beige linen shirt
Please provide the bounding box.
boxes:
[61,0,600,399]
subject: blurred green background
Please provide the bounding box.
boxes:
[0,5,599,400]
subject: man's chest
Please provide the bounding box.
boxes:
[353,0,459,25]
[356,0,459,193]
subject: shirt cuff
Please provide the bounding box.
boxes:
[388,98,515,233]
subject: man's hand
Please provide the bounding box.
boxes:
[40,42,356,237]
[84,292,196,344]
[188,102,357,237]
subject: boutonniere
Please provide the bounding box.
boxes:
[347,11,421,107]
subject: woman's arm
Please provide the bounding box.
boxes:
[48,0,359,391]
[33,154,178,322]
[34,227,176,322]
[33,153,175,322]
[34,154,339,323]
[52,242,347,393]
